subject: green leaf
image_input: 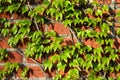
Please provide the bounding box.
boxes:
[68,68,79,79]
[45,30,56,37]
[65,4,74,11]
[60,53,69,63]
[110,53,118,61]
[75,42,82,49]
[34,5,45,15]
[4,21,10,28]
[44,46,51,54]
[28,10,36,17]
[42,0,51,8]
[47,8,56,18]
[51,54,60,63]
[6,3,21,14]
[29,31,42,41]
[43,60,53,71]
[63,19,72,26]
[55,12,62,21]
[86,54,93,61]
[104,58,110,67]
[117,76,120,80]
[116,11,120,17]
[84,17,89,22]
[53,73,62,80]
[100,23,110,33]
[64,0,71,7]
[16,20,31,27]
[94,47,103,57]
[110,67,114,72]
[60,49,71,62]
[96,38,104,45]
[7,0,12,3]
[0,6,4,12]
[115,64,120,72]
[69,59,78,67]
[85,8,93,14]
[77,58,84,66]
[57,62,66,71]
[104,46,112,53]
[0,48,8,60]
[22,5,29,14]
[105,39,114,47]
[95,9,102,16]
[102,5,109,12]
[35,15,44,24]
[1,28,9,37]
[86,61,93,70]
[0,18,6,23]
[11,25,17,35]
[21,67,29,78]
[42,39,51,44]
[116,28,120,35]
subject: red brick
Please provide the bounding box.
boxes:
[80,70,88,77]
[46,70,68,78]
[45,70,56,78]
[114,22,120,27]
[92,41,100,48]
[17,66,45,78]
[16,68,22,77]
[117,73,120,77]
[26,58,42,64]
[47,23,70,35]
[109,72,116,79]
[94,27,101,32]
[7,52,23,63]
[0,66,4,70]
[113,38,120,49]
[84,38,100,48]
[0,59,5,63]
[27,66,44,78]
[0,37,10,48]
[36,58,42,63]
[88,14,94,19]
[26,58,36,64]
[104,0,111,4]
[115,0,120,3]
[12,13,20,20]
[59,70,67,76]
[81,26,88,30]
[114,9,120,14]
[62,38,77,45]
[84,39,92,46]
[0,13,11,20]
[96,0,111,4]
[18,38,28,49]
[116,3,120,8]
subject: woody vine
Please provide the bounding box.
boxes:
[0,0,120,80]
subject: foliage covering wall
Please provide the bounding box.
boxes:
[0,0,120,80]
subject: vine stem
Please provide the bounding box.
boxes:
[0,36,50,80]
[27,2,40,31]
[34,18,40,31]
[27,3,50,79]
[67,26,84,44]
[14,47,49,80]
[45,18,84,44]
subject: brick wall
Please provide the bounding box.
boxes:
[0,0,120,79]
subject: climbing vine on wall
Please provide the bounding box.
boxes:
[0,0,120,80]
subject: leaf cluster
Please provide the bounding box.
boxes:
[0,0,120,80]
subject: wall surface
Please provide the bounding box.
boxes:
[0,0,120,80]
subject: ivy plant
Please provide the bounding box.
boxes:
[0,0,120,80]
